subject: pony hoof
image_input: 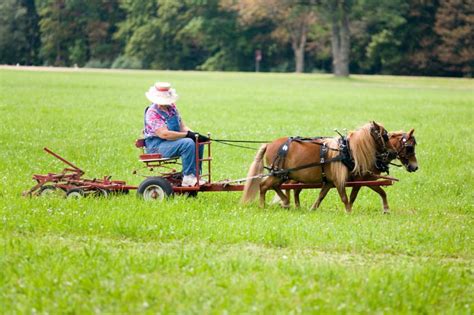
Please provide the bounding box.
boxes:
[383,210,390,215]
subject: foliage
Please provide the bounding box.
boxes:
[111,55,142,69]
[0,0,40,65]
[225,0,326,73]
[37,0,123,67]
[0,68,473,312]
[435,0,474,76]
[350,0,408,74]
[84,58,112,69]
[0,0,472,76]
[117,0,207,69]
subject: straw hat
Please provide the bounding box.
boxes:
[145,82,179,105]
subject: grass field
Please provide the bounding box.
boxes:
[0,67,473,313]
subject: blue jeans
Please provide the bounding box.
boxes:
[145,137,204,176]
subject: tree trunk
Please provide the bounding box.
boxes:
[339,4,350,76]
[331,0,350,77]
[295,46,305,73]
[292,24,307,73]
[331,13,341,75]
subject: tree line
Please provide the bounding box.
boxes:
[1,0,472,77]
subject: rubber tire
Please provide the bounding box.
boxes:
[66,188,85,199]
[137,177,174,201]
[38,185,65,197]
[93,188,109,198]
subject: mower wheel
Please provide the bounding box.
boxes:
[137,177,174,201]
[94,188,109,198]
[39,185,65,197]
[66,188,85,199]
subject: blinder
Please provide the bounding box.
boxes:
[397,134,417,167]
[370,124,390,153]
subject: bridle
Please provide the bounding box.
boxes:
[396,133,417,166]
[370,124,398,173]
[370,124,390,154]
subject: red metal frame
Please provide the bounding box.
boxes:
[25,139,394,198]
[24,148,133,196]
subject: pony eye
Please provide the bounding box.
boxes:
[406,146,414,154]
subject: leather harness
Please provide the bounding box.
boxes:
[268,136,353,182]
[269,128,393,181]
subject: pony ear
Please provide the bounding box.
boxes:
[372,121,380,128]
[407,128,415,138]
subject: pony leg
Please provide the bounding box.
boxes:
[269,188,291,206]
[260,176,282,208]
[310,184,332,210]
[259,186,268,208]
[294,188,302,208]
[368,186,390,214]
[259,178,271,208]
[349,186,361,206]
[274,187,290,208]
[335,185,352,213]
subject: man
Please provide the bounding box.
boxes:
[144,82,207,186]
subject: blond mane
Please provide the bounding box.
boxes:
[324,138,349,189]
[347,123,378,176]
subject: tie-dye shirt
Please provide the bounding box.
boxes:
[144,104,181,138]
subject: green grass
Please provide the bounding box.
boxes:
[1,68,473,313]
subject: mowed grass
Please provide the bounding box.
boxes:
[0,68,473,313]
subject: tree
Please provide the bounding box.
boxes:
[435,0,474,76]
[38,0,123,67]
[38,0,80,66]
[0,0,40,65]
[319,0,352,76]
[396,0,443,76]
[350,0,408,74]
[223,0,319,73]
[117,0,208,69]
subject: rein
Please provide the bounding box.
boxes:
[268,155,345,178]
[214,124,402,181]
[212,140,263,151]
[211,136,340,151]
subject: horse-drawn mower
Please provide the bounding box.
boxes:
[24,135,395,201]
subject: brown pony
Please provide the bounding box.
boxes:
[241,122,393,212]
[310,129,418,213]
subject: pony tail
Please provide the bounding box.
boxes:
[241,144,267,204]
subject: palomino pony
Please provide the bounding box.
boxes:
[241,122,393,212]
[310,129,418,213]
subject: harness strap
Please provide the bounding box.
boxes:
[320,143,328,183]
[270,136,352,181]
[271,155,344,178]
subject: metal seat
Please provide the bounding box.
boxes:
[136,139,179,163]
[139,154,179,163]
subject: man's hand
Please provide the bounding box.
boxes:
[186,130,198,140]
[186,131,210,143]
[197,134,210,142]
